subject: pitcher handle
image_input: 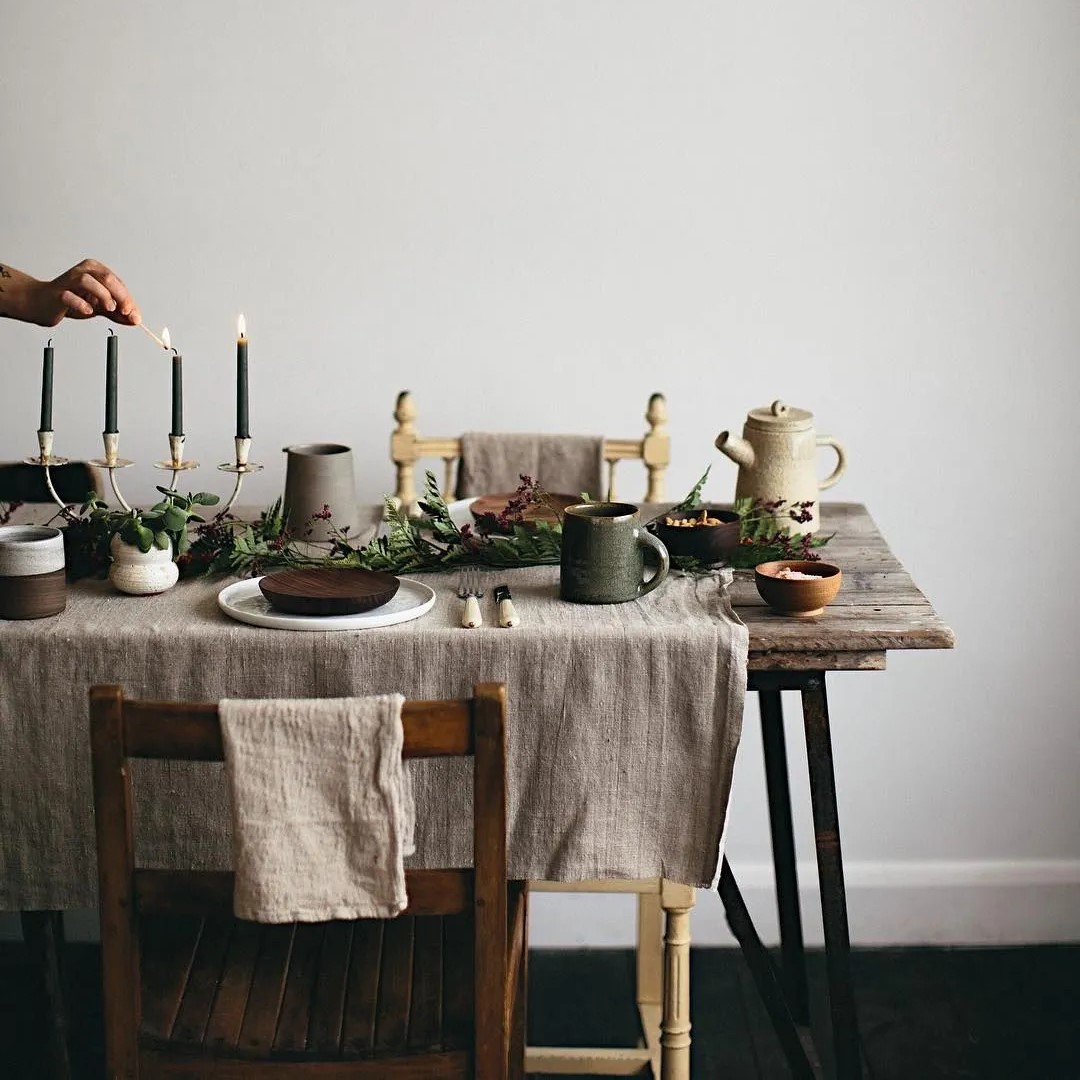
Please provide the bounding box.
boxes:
[636,529,670,597]
[817,435,847,491]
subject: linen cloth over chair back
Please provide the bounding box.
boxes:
[455,432,605,500]
[89,683,524,1079]
[219,694,415,923]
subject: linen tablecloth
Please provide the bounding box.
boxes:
[0,556,747,909]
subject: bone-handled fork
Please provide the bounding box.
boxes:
[456,567,484,628]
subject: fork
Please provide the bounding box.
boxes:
[457,567,485,628]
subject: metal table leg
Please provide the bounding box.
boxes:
[718,860,819,1078]
[759,684,811,1025]
[802,674,862,1080]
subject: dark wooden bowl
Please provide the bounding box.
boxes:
[649,506,741,564]
[259,568,400,616]
[469,492,578,530]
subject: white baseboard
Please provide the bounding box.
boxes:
[527,859,1080,948]
[5,859,1080,948]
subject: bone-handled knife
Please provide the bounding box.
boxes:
[493,584,520,628]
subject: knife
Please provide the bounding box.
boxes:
[493,584,520,628]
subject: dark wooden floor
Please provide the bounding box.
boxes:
[3,943,1079,1078]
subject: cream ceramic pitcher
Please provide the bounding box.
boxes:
[715,400,846,535]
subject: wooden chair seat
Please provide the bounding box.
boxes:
[138,912,477,1071]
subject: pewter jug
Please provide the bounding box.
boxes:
[715,401,846,535]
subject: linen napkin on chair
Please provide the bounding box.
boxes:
[219,694,414,923]
[456,432,605,499]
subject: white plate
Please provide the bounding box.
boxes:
[445,498,478,530]
[217,576,437,632]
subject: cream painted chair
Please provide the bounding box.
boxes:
[388,390,693,1079]
[390,390,670,513]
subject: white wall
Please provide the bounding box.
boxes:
[2,1,1078,947]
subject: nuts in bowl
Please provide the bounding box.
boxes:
[754,560,842,617]
[649,505,741,564]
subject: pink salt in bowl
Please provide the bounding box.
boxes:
[754,560,842,617]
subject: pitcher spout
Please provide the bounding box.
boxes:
[715,431,755,469]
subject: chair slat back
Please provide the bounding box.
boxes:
[89,683,508,1079]
[121,698,475,761]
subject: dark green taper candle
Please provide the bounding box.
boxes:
[39,340,54,431]
[236,314,249,438]
[104,332,118,433]
[171,352,184,436]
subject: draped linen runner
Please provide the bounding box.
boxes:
[0,550,748,909]
[455,432,605,500]
[220,694,414,922]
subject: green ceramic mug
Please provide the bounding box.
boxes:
[560,503,670,604]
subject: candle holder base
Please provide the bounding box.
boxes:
[153,459,200,472]
[217,462,264,475]
[88,458,135,470]
[23,455,70,467]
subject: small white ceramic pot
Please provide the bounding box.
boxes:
[108,534,179,595]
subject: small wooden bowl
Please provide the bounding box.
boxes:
[754,561,842,617]
[649,506,740,564]
[259,568,400,616]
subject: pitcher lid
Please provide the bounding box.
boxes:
[746,399,814,431]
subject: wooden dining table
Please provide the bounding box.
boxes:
[2,500,953,1080]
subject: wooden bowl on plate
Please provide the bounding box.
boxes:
[259,568,400,616]
[469,492,578,530]
[754,560,841,617]
[649,506,740,564]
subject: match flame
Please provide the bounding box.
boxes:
[161,327,171,351]
[237,314,246,340]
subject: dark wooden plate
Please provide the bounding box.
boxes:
[258,568,400,616]
[469,492,579,530]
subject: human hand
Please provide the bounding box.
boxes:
[26,259,141,328]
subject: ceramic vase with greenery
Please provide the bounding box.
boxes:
[82,488,219,595]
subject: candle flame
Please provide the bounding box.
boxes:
[237,313,247,340]
[161,327,172,351]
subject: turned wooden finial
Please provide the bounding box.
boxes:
[394,390,417,431]
[646,392,668,432]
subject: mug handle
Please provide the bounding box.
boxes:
[817,435,847,491]
[636,528,670,597]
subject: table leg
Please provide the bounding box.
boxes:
[659,879,694,1080]
[759,685,811,1025]
[718,859,818,1077]
[801,674,862,1080]
[20,910,72,1080]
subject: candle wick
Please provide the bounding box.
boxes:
[47,338,52,347]
[108,328,116,337]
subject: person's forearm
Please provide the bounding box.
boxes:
[0,263,39,322]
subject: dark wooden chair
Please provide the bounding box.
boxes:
[0,461,101,503]
[89,683,527,1079]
